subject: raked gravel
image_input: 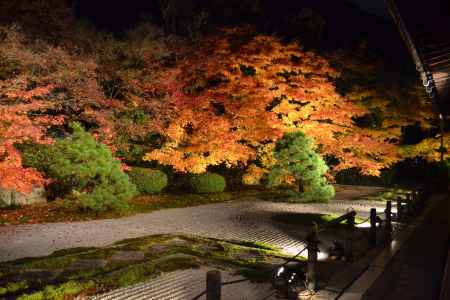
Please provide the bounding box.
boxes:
[0,186,386,262]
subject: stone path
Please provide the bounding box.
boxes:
[0,186,387,262]
[84,268,277,300]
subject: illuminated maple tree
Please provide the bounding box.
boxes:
[0,99,64,193]
[144,28,399,179]
[0,26,99,193]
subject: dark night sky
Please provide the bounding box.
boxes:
[345,0,390,18]
[72,0,407,60]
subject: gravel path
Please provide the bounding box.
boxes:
[0,186,387,262]
[84,268,277,300]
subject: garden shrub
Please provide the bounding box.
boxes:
[267,132,334,202]
[190,172,226,193]
[128,168,168,194]
[46,122,137,212]
[16,142,54,175]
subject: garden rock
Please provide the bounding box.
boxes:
[147,244,169,256]
[0,187,46,208]
[236,252,258,261]
[67,259,108,272]
[8,270,60,283]
[110,251,145,262]
[166,238,190,247]
[152,253,198,265]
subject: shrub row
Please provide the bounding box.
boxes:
[189,172,226,194]
[128,168,168,194]
[128,170,226,194]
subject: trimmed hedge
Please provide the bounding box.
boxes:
[190,172,226,193]
[129,168,168,194]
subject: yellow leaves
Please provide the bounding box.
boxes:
[401,133,450,162]
[141,27,418,177]
[166,123,186,143]
[242,164,267,185]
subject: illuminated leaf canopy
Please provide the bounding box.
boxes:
[144,28,400,179]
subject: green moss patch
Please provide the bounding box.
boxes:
[0,234,304,299]
[362,188,412,202]
[20,256,77,271]
[0,281,28,295]
[49,247,98,257]
[271,212,364,229]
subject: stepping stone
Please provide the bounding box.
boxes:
[147,244,169,256]
[110,251,145,262]
[265,257,286,265]
[152,253,199,265]
[166,238,190,247]
[3,270,59,284]
[194,243,225,254]
[67,259,107,271]
[236,252,259,260]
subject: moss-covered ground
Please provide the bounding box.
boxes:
[359,188,412,202]
[0,234,305,300]
[271,213,365,228]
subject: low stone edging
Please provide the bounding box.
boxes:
[0,187,46,208]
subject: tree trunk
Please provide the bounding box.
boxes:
[298,179,304,193]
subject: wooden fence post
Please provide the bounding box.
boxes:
[417,189,424,208]
[412,191,418,212]
[406,193,413,217]
[346,212,355,261]
[415,189,424,210]
[207,270,221,300]
[370,208,377,246]
[385,201,392,243]
[306,225,319,292]
[422,187,428,207]
[396,196,403,221]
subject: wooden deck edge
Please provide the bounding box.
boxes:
[334,194,443,300]
[439,246,450,300]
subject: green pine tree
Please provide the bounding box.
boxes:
[267,132,335,202]
[47,123,137,212]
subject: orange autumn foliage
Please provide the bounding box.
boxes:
[0,26,101,193]
[0,100,64,193]
[144,28,399,177]
[2,22,439,194]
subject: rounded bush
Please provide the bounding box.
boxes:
[129,168,168,194]
[190,172,226,193]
